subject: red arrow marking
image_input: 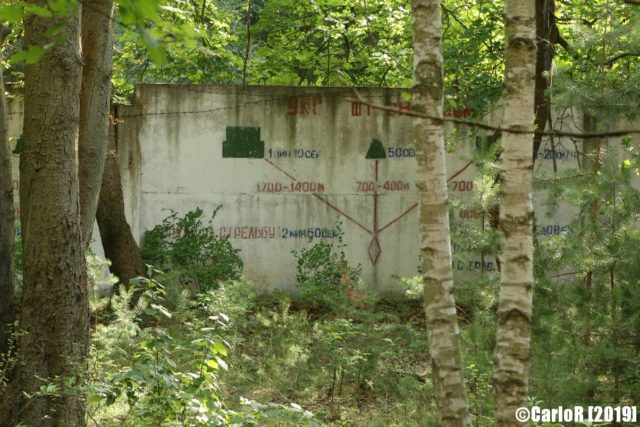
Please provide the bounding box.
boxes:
[447,160,474,182]
[263,157,460,264]
[264,158,299,181]
[373,159,379,233]
[264,159,373,234]
[312,194,372,234]
[378,203,418,233]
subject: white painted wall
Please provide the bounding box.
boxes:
[8,85,608,292]
[116,85,582,291]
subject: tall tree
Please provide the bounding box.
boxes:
[0,2,89,425]
[532,0,557,158]
[0,24,14,356]
[492,0,536,424]
[412,1,471,425]
[78,0,115,249]
[96,105,145,297]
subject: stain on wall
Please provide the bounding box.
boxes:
[8,86,620,292]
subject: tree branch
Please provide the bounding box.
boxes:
[605,51,640,67]
[349,89,640,139]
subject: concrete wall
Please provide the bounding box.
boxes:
[114,85,583,291]
[12,84,628,292]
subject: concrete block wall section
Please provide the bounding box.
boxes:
[116,85,582,291]
[9,85,618,291]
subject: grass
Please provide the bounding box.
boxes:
[87,280,447,426]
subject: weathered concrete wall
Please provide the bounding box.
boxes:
[12,85,630,292]
[116,85,583,291]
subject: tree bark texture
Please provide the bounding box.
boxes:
[0,24,15,356]
[412,1,472,425]
[78,0,115,249]
[492,0,536,425]
[532,0,557,159]
[0,4,89,426]
[96,105,145,293]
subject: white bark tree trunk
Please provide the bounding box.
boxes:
[492,0,536,424]
[412,1,472,425]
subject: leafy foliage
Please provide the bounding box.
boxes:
[88,276,323,426]
[141,207,243,293]
[245,0,412,87]
[292,225,362,314]
[112,0,243,98]
[532,144,640,408]
[441,0,505,113]
[552,0,640,123]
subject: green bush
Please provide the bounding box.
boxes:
[141,207,243,293]
[292,227,361,314]
[88,277,323,426]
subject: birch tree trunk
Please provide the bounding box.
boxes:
[492,0,536,424]
[0,25,14,356]
[0,3,89,425]
[412,1,472,425]
[78,0,115,249]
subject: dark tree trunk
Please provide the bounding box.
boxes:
[78,0,115,249]
[0,3,89,426]
[97,105,145,296]
[0,24,14,356]
[533,0,557,159]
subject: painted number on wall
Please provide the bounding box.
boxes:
[267,148,320,159]
[258,182,325,193]
[387,147,415,158]
[281,227,338,239]
[534,224,571,235]
[357,181,410,192]
[450,180,473,192]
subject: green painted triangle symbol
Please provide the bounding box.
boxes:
[365,138,386,159]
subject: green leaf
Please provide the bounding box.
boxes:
[24,5,54,18]
[0,5,24,23]
[213,341,227,356]
[160,5,187,15]
[150,303,172,318]
[9,45,47,65]
[48,22,66,36]
[215,357,228,371]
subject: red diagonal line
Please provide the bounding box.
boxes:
[264,158,298,181]
[447,160,474,182]
[312,194,372,234]
[378,203,418,234]
[264,158,372,234]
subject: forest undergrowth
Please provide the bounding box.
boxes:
[4,199,639,426]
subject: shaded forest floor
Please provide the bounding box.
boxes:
[87,280,448,426]
[85,272,639,426]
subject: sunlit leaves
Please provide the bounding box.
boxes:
[112,0,240,97]
[552,0,640,122]
[0,4,24,24]
[247,0,412,87]
[8,43,48,64]
[441,0,504,114]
